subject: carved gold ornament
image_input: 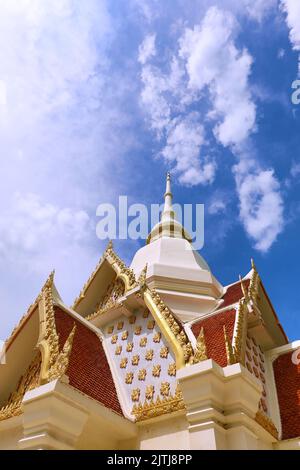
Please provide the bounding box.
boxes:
[120,358,128,369]
[191,327,208,363]
[255,410,278,439]
[111,334,118,344]
[129,315,136,324]
[107,325,114,334]
[160,346,169,359]
[152,364,161,377]
[138,265,148,286]
[160,382,170,397]
[145,349,154,361]
[168,363,176,376]
[117,321,124,330]
[132,387,185,421]
[126,342,134,352]
[132,355,140,366]
[95,278,125,317]
[115,345,122,355]
[0,352,41,421]
[121,330,129,340]
[147,320,155,330]
[145,385,155,400]
[143,309,149,318]
[153,332,161,343]
[1,272,77,421]
[140,337,147,347]
[134,326,142,335]
[144,288,194,367]
[138,369,147,381]
[131,388,140,402]
[125,372,134,384]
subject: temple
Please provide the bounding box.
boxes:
[0,174,299,450]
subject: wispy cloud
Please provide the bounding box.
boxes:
[281,0,300,72]
[138,5,284,251]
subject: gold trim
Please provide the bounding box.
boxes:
[72,240,137,310]
[248,259,260,303]
[37,272,76,384]
[232,299,247,365]
[143,288,193,369]
[223,325,235,365]
[191,327,208,363]
[255,410,278,439]
[132,387,185,421]
[0,352,41,421]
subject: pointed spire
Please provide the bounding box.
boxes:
[161,172,175,223]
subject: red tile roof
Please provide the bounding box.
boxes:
[54,307,123,416]
[191,309,236,367]
[221,279,250,308]
[273,350,300,440]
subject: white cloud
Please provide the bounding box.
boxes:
[161,114,216,185]
[138,34,156,64]
[290,160,300,178]
[208,198,227,215]
[138,5,285,251]
[179,6,256,147]
[281,0,300,72]
[0,0,137,338]
[234,160,284,252]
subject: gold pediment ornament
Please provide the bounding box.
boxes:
[132,387,185,421]
[72,240,137,310]
[0,352,41,421]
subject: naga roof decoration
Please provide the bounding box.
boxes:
[72,241,137,310]
[0,272,76,421]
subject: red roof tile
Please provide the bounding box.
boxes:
[221,280,250,308]
[273,350,300,440]
[191,309,236,367]
[54,307,123,416]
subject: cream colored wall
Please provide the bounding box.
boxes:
[137,414,190,450]
[0,426,23,450]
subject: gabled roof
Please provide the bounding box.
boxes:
[273,349,300,440]
[54,307,123,416]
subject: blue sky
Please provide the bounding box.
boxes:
[0,0,299,342]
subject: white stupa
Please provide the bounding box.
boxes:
[130,172,224,322]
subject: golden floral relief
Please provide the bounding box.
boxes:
[120,358,128,369]
[145,384,155,400]
[121,330,129,340]
[126,342,134,352]
[134,326,142,335]
[147,320,155,330]
[140,337,147,347]
[153,332,161,343]
[145,349,154,361]
[117,321,124,330]
[132,355,140,366]
[152,364,161,377]
[107,325,114,334]
[160,382,170,397]
[168,363,176,376]
[143,310,149,318]
[111,334,118,344]
[131,388,140,402]
[115,345,122,355]
[125,372,133,384]
[129,315,136,324]
[160,346,169,359]
[138,369,147,381]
